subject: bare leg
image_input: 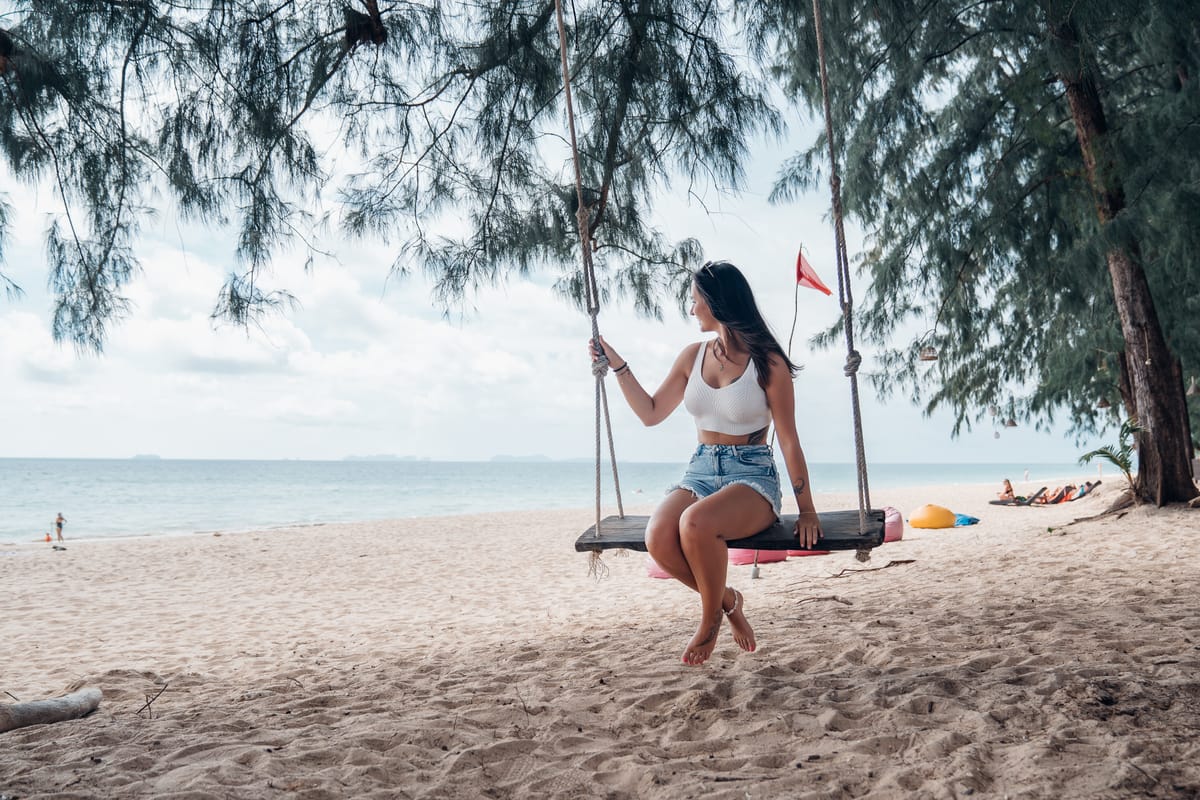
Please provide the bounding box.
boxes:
[647,491,746,618]
[645,490,700,587]
[723,587,754,654]
[678,485,775,665]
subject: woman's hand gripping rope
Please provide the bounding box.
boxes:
[589,336,627,376]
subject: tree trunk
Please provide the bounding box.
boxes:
[1053,18,1198,505]
[1174,356,1195,464]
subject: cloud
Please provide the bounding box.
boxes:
[264,393,362,426]
[0,123,1092,465]
[173,353,295,375]
[19,362,76,384]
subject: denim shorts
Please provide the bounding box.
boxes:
[667,444,783,518]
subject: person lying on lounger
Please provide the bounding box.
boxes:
[998,479,1016,502]
[1036,485,1077,504]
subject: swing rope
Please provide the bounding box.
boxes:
[552,0,625,543]
[811,0,872,532]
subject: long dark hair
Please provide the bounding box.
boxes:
[693,260,799,389]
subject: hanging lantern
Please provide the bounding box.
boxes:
[988,405,999,416]
[993,431,1000,439]
[1004,417,1017,428]
[1096,397,1111,409]
[1188,376,1200,398]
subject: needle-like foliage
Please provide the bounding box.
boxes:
[746,0,1198,502]
[0,1,779,350]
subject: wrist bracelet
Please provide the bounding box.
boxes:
[613,362,631,376]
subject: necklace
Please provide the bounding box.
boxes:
[714,339,728,371]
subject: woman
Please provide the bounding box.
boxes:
[590,261,821,666]
[997,479,1016,502]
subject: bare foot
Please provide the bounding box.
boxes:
[723,587,756,653]
[681,611,722,666]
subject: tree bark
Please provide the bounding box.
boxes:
[0,688,102,733]
[1174,356,1195,464]
[1052,17,1198,505]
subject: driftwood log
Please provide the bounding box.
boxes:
[0,688,102,733]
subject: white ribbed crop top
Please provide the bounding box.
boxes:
[682,342,772,435]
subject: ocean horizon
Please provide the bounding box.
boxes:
[1,457,1097,543]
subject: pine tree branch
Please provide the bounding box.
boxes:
[244,0,300,28]
[924,27,1021,64]
[371,75,479,208]
[255,42,352,192]
[854,0,941,93]
[623,0,717,183]
[599,240,686,267]
[3,79,88,272]
[480,89,522,247]
[459,1,556,81]
[592,0,653,237]
[275,25,346,76]
[99,4,152,271]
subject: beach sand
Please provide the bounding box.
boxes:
[3,481,1199,798]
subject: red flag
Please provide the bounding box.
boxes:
[796,249,832,295]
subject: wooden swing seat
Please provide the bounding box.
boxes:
[575,508,886,553]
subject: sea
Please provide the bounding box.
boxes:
[0,458,1086,543]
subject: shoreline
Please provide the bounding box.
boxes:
[0,458,1104,544]
[0,473,1112,547]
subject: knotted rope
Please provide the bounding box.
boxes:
[812,0,872,559]
[553,0,624,571]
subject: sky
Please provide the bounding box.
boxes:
[0,119,1095,465]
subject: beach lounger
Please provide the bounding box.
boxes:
[987,487,1048,507]
[575,508,886,554]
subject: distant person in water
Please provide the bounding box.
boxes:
[55,512,66,542]
[590,260,821,667]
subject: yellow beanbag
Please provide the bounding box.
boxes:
[909,504,957,529]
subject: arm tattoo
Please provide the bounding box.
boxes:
[792,479,807,497]
[744,426,769,445]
